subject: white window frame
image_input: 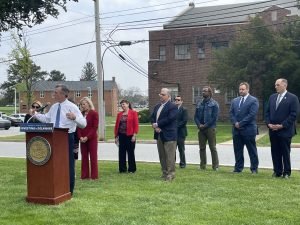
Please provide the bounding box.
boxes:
[225,89,237,104]
[75,91,81,98]
[159,45,166,61]
[192,86,202,105]
[197,43,205,59]
[271,11,277,21]
[175,44,191,60]
[40,91,45,98]
[168,87,179,102]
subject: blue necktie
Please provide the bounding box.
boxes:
[55,104,61,128]
[239,97,244,108]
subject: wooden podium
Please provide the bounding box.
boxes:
[22,124,71,205]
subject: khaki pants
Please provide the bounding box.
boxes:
[157,136,176,178]
[198,128,219,169]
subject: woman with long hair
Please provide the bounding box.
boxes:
[114,99,139,173]
[77,97,99,179]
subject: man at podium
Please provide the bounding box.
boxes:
[34,84,87,195]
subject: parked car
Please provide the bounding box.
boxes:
[2,115,22,127]
[10,113,26,122]
[0,117,11,130]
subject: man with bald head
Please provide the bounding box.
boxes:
[151,88,178,181]
[265,78,299,178]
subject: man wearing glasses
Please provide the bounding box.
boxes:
[194,86,219,171]
[174,96,188,168]
[151,88,178,181]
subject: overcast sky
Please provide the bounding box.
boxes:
[0,0,272,94]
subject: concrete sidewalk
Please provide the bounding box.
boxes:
[1,142,299,170]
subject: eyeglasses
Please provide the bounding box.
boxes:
[175,99,181,101]
[32,105,40,109]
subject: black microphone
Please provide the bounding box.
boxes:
[36,103,50,112]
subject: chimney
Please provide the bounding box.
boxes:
[112,76,116,82]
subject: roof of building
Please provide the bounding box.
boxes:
[32,80,117,91]
[163,0,299,29]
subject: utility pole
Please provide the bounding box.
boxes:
[94,0,105,140]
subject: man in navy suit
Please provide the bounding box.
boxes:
[265,78,299,178]
[175,96,188,168]
[229,82,259,173]
[151,88,178,181]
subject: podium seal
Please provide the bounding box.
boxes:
[27,136,51,166]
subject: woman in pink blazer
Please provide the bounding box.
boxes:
[77,97,99,179]
[114,99,139,173]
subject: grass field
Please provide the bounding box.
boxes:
[0,158,300,225]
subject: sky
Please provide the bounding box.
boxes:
[0,0,271,95]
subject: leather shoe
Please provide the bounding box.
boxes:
[283,174,290,179]
[272,173,282,178]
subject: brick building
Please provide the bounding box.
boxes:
[148,0,299,120]
[19,78,119,116]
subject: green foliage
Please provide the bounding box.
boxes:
[0,0,78,37]
[138,109,150,123]
[1,159,300,225]
[80,62,97,81]
[47,70,66,81]
[209,16,300,101]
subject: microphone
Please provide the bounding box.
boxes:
[36,103,50,112]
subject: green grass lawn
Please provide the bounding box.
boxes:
[0,158,300,225]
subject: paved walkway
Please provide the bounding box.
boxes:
[1,142,300,170]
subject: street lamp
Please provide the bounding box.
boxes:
[12,87,17,114]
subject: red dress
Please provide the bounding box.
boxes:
[77,110,99,179]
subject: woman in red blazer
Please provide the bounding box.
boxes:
[77,97,99,179]
[114,99,139,173]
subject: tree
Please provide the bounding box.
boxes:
[119,86,148,107]
[0,34,47,108]
[80,62,97,81]
[48,69,66,81]
[209,16,300,104]
[0,0,78,38]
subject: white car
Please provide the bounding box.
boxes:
[10,113,26,122]
[0,117,11,130]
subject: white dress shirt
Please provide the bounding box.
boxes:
[35,99,86,133]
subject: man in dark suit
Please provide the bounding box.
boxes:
[151,88,178,181]
[229,82,259,174]
[175,96,188,168]
[265,78,299,178]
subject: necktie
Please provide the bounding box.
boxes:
[55,104,61,128]
[276,94,281,109]
[239,97,244,108]
[156,104,164,121]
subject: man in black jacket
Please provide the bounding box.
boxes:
[175,96,188,168]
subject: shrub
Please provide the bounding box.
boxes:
[138,109,151,123]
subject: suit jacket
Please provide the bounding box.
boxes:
[114,109,139,137]
[265,92,299,138]
[150,100,178,141]
[77,110,99,140]
[177,106,188,138]
[229,95,259,136]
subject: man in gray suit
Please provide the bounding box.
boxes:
[229,82,259,174]
[175,96,188,168]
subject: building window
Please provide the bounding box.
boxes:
[168,87,179,102]
[212,41,229,50]
[192,86,202,104]
[175,44,191,60]
[225,89,237,104]
[197,42,205,59]
[88,91,92,98]
[271,11,277,21]
[75,91,81,98]
[159,45,166,61]
[40,91,44,98]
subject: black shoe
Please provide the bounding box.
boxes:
[251,170,258,174]
[180,165,186,168]
[272,173,282,178]
[283,174,290,179]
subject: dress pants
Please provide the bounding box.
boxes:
[68,133,75,194]
[233,134,259,172]
[270,134,292,176]
[80,137,98,179]
[157,136,176,179]
[118,133,136,173]
[198,128,219,169]
[177,137,186,167]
